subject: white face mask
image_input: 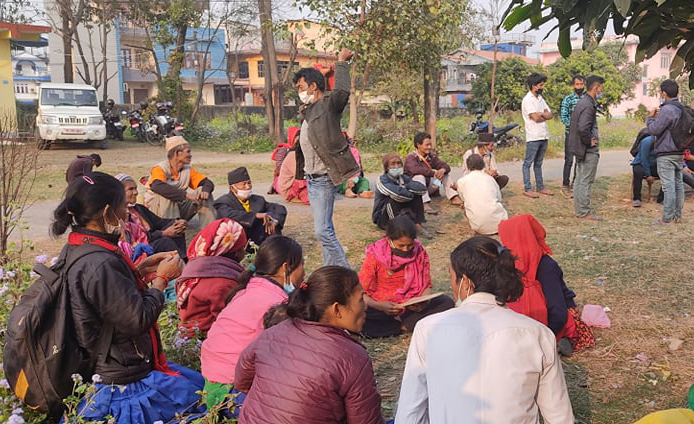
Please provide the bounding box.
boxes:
[235,188,252,201]
[456,276,472,307]
[103,210,124,236]
[298,90,314,104]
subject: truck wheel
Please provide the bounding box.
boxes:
[98,139,109,150]
[35,130,51,150]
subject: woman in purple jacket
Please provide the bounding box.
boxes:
[235,266,385,424]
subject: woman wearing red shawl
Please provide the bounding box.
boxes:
[176,218,248,338]
[277,127,309,204]
[498,214,595,354]
[47,172,204,423]
[358,215,454,337]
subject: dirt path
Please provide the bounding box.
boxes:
[19,148,633,244]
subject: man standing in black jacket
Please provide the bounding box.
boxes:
[292,48,358,268]
[214,167,287,246]
[569,75,605,221]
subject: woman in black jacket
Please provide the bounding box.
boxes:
[50,172,204,423]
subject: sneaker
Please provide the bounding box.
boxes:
[561,187,573,199]
[418,227,433,239]
[450,196,462,206]
[653,219,671,226]
[424,203,439,215]
[539,189,554,196]
[632,200,642,208]
[523,191,540,199]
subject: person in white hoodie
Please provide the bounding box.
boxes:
[395,236,574,424]
[454,154,508,235]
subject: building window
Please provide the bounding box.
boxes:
[661,53,671,69]
[238,61,249,78]
[122,49,132,68]
[642,65,648,79]
[183,52,211,70]
[277,60,299,76]
[643,83,648,96]
[257,61,264,78]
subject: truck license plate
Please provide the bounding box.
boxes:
[63,129,85,135]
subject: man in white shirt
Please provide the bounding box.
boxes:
[454,154,507,235]
[461,133,509,189]
[521,72,554,198]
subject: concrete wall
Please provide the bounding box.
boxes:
[0,38,17,125]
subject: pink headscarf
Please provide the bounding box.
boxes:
[366,238,430,302]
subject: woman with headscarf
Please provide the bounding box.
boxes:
[498,214,595,354]
[277,127,309,204]
[175,218,248,338]
[358,215,454,338]
[372,153,429,236]
[115,173,188,261]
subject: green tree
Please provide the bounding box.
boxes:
[648,76,694,107]
[503,0,694,85]
[465,57,533,113]
[544,48,639,117]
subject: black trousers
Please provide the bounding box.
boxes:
[151,236,187,261]
[362,295,455,338]
[632,164,660,201]
[563,133,575,187]
[376,196,425,230]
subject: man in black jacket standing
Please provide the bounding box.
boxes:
[292,48,358,268]
[569,75,605,221]
[214,167,287,246]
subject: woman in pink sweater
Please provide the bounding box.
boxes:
[200,235,304,411]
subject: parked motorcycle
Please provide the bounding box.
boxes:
[469,110,523,148]
[146,101,184,146]
[103,99,125,141]
[129,101,149,143]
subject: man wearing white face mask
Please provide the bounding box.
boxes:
[213,167,287,246]
[292,48,359,268]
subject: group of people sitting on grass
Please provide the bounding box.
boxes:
[33,156,598,423]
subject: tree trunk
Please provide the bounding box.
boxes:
[60,7,73,83]
[102,17,109,104]
[423,57,439,147]
[168,23,188,118]
[410,97,419,123]
[488,38,498,133]
[258,0,282,142]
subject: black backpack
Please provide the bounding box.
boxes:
[630,128,652,157]
[663,100,694,150]
[3,244,114,418]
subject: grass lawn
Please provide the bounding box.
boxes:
[285,174,694,423]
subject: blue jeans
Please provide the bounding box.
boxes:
[307,175,350,268]
[523,139,548,191]
[656,155,684,222]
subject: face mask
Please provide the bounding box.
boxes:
[455,276,472,307]
[235,188,252,200]
[103,209,123,236]
[536,88,544,96]
[596,93,604,100]
[298,90,314,104]
[283,271,295,294]
[574,88,584,96]
[660,97,666,105]
[388,167,403,178]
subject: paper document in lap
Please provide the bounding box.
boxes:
[399,292,445,307]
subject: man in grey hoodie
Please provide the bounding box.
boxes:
[647,79,684,224]
[569,75,605,221]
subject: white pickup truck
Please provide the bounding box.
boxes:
[35,83,108,150]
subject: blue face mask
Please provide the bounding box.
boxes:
[388,167,404,178]
[283,282,295,295]
[596,93,604,100]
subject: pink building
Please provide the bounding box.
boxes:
[539,36,680,118]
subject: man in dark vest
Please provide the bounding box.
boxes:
[214,167,287,246]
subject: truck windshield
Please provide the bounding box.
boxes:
[41,88,98,107]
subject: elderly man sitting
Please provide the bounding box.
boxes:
[462,133,509,189]
[214,167,287,246]
[144,136,216,227]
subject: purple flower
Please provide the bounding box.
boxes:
[5,271,15,279]
[35,254,49,264]
[11,407,23,415]
[29,272,38,279]
[49,257,58,267]
[0,378,10,389]
[0,285,8,297]
[0,269,4,279]
[70,373,83,383]
[91,374,102,383]
[173,335,189,349]
[8,415,24,424]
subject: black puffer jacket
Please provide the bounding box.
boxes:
[66,229,165,384]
